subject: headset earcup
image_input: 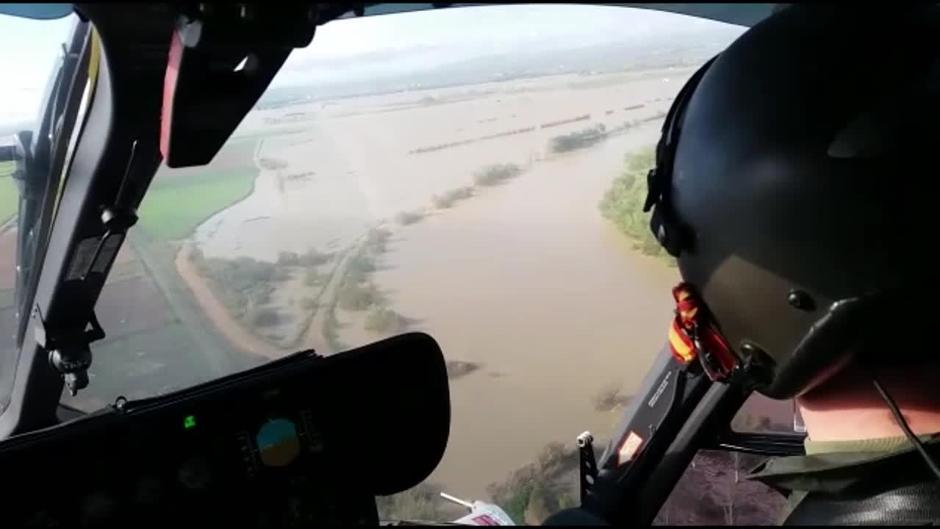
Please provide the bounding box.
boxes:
[643,56,718,258]
[649,204,683,257]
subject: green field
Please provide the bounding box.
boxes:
[0,161,17,224]
[82,320,213,404]
[138,167,258,241]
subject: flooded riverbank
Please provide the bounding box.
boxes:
[363,126,680,497]
[181,70,687,496]
[58,6,756,520]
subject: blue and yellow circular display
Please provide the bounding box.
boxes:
[256,418,301,467]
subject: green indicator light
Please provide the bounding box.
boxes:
[184,415,197,430]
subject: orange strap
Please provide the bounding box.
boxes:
[667,283,738,381]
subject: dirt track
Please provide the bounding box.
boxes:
[174,243,290,359]
[299,229,376,353]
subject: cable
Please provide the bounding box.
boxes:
[870,376,940,481]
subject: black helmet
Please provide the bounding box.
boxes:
[646,5,937,399]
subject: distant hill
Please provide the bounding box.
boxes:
[258,29,738,108]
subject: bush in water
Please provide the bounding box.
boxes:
[258,157,288,170]
[247,306,280,328]
[193,253,288,319]
[303,268,325,287]
[487,442,579,525]
[395,210,425,226]
[599,147,675,265]
[365,227,391,255]
[299,297,318,311]
[345,254,377,286]
[337,282,379,311]
[278,249,333,267]
[364,307,406,334]
[432,186,474,209]
[473,163,522,186]
[549,124,607,153]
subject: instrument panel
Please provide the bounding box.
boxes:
[0,333,451,528]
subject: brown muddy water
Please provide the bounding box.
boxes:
[364,127,680,498]
[190,72,690,497]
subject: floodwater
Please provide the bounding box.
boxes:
[193,69,691,261]
[367,126,680,497]
[190,71,691,497]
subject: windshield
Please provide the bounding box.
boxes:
[57,4,785,524]
[0,12,78,409]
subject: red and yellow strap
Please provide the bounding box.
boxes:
[667,283,739,381]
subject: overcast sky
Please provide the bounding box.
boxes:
[0,13,73,126]
[0,5,743,125]
[273,4,743,87]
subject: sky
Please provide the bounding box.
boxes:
[0,5,743,125]
[273,4,743,87]
[0,13,75,126]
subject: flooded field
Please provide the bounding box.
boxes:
[181,70,689,496]
[193,69,688,261]
[185,69,691,357]
[42,60,791,509]
[3,6,793,523]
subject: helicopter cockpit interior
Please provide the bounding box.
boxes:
[0,3,822,527]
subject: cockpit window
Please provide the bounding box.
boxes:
[0,12,78,410]
[61,4,753,522]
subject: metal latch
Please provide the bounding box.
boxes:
[577,431,599,504]
[33,307,106,396]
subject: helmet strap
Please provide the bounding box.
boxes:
[667,282,739,382]
[644,55,718,257]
